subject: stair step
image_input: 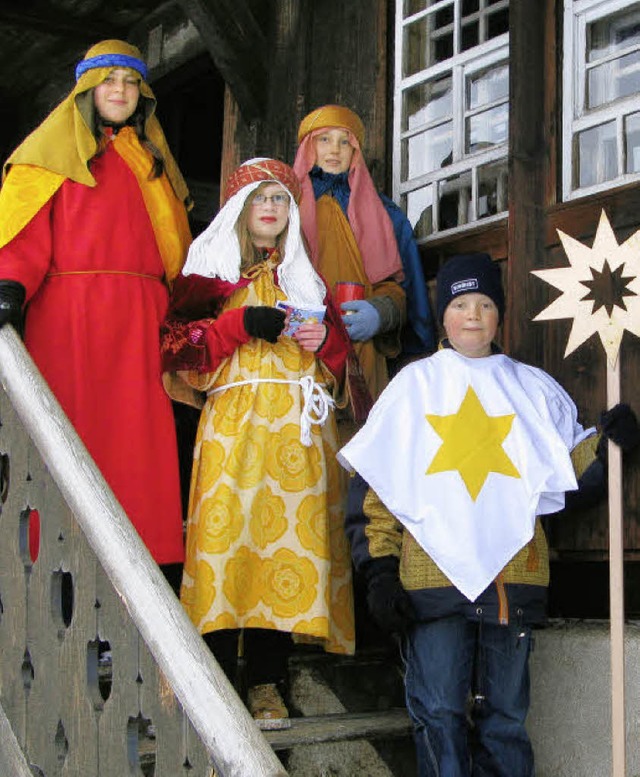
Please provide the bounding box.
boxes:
[263,708,412,751]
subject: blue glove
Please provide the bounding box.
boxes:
[341,299,381,341]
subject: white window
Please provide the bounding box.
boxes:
[393,0,509,241]
[563,0,640,199]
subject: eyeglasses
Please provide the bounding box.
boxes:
[251,193,290,208]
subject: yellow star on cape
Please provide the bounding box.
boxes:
[426,386,520,501]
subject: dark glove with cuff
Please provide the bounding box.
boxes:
[0,280,26,335]
[598,403,640,456]
[364,556,417,634]
[243,306,286,344]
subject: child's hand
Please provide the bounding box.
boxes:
[243,306,286,343]
[294,322,327,353]
[341,299,381,341]
[365,558,417,634]
[599,403,640,453]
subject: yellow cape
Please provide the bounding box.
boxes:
[0,40,191,280]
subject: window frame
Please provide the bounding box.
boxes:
[562,0,640,200]
[393,0,510,242]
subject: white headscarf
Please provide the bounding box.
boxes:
[182,159,326,308]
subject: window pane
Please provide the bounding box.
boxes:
[625,111,640,173]
[462,20,479,51]
[439,172,473,229]
[587,50,640,109]
[435,6,454,27]
[574,121,617,188]
[462,0,479,15]
[488,8,509,39]
[404,0,425,17]
[406,186,434,238]
[403,122,453,178]
[465,104,508,153]
[403,76,453,130]
[403,12,456,75]
[403,19,427,76]
[404,0,449,18]
[467,63,509,110]
[478,160,509,217]
[587,6,640,63]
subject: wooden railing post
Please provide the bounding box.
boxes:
[0,325,287,777]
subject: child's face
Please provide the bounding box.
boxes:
[443,292,499,358]
[313,128,355,174]
[246,183,290,248]
[93,68,140,124]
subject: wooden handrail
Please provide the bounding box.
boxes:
[0,325,287,777]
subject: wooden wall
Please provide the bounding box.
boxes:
[215,0,640,563]
[220,0,390,192]
[507,0,640,560]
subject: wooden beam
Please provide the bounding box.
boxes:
[506,0,548,364]
[0,8,124,41]
[175,0,267,121]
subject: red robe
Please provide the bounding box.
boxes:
[0,142,184,564]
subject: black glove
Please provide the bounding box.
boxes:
[243,306,286,344]
[564,457,606,512]
[0,280,25,334]
[364,557,417,634]
[597,403,640,460]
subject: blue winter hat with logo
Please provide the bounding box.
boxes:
[436,253,505,323]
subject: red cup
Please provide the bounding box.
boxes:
[334,282,365,311]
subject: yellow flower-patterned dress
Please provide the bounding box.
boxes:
[179,259,355,655]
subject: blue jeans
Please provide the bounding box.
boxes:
[402,615,534,777]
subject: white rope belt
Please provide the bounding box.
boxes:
[208,375,335,447]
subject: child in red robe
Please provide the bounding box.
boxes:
[0,40,192,568]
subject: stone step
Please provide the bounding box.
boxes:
[264,708,412,751]
[287,646,406,714]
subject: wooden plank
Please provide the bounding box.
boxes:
[0,391,30,746]
[543,0,558,209]
[304,0,388,185]
[176,0,267,120]
[506,0,547,365]
[607,360,626,777]
[0,8,124,41]
[0,701,33,777]
[0,326,286,777]
[264,709,412,751]
[545,185,640,248]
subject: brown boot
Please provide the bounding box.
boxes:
[247,683,291,730]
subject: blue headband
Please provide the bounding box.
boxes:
[75,53,147,82]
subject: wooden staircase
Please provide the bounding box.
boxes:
[270,646,416,776]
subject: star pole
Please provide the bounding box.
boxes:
[532,209,639,777]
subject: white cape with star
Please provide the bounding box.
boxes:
[338,349,594,601]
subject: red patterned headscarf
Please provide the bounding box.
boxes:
[224,158,301,204]
[182,158,325,309]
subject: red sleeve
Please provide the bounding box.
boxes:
[204,307,250,372]
[0,199,53,300]
[161,306,250,373]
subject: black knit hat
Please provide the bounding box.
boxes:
[436,253,505,323]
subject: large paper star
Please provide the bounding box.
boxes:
[426,386,520,501]
[532,210,640,366]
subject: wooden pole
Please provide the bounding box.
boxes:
[607,357,626,777]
